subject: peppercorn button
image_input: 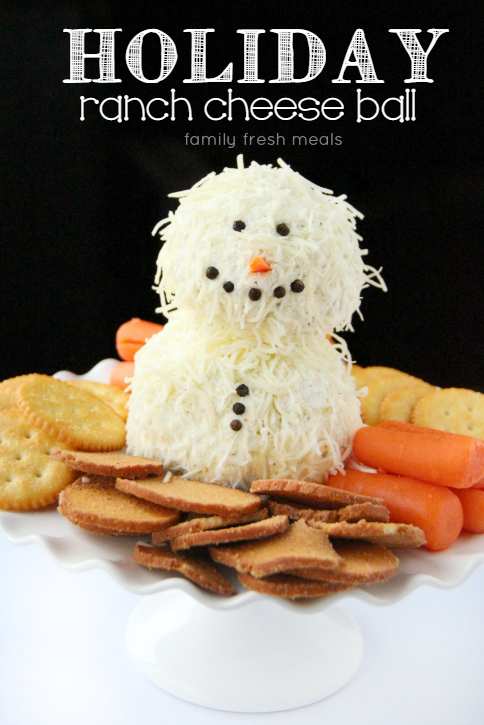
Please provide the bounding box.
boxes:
[206,267,219,279]
[232,402,245,415]
[236,384,249,397]
[233,220,246,232]
[290,279,305,293]
[230,420,243,431]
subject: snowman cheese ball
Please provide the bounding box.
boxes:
[126,157,384,488]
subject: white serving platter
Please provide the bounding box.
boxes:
[1,359,484,712]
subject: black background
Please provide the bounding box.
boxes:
[1,1,483,390]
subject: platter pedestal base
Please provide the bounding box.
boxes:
[126,588,363,712]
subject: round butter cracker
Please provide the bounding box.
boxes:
[360,373,428,425]
[412,388,484,440]
[352,366,408,392]
[0,409,77,510]
[0,373,51,412]
[379,383,436,423]
[67,380,129,422]
[16,377,126,451]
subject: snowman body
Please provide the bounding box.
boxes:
[126,159,383,488]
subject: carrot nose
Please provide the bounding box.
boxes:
[250,256,272,273]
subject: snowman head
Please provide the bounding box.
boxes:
[154,158,384,334]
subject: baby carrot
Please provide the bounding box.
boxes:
[379,420,454,436]
[380,422,484,490]
[453,489,484,533]
[109,361,134,392]
[327,469,463,551]
[116,318,164,361]
[352,424,484,488]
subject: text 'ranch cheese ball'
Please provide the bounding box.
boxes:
[153,157,385,335]
[127,158,385,488]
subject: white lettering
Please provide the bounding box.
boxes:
[389,29,449,83]
[381,95,405,122]
[79,96,99,120]
[356,89,380,122]
[204,97,227,121]
[170,88,193,120]
[183,29,233,82]
[270,29,326,83]
[99,95,122,122]
[237,30,265,83]
[126,29,177,83]
[332,29,384,84]
[63,28,122,83]
[146,97,169,121]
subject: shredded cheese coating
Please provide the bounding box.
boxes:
[153,158,384,334]
[127,158,385,488]
[127,313,362,487]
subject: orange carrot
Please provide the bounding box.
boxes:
[249,256,271,273]
[327,469,463,551]
[453,489,484,533]
[353,424,484,488]
[384,420,484,492]
[109,361,134,391]
[379,420,454,436]
[381,422,484,489]
[116,318,164,361]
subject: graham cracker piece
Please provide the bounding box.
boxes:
[237,572,354,599]
[76,520,137,536]
[309,520,426,549]
[267,499,338,523]
[116,475,263,516]
[171,514,289,551]
[133,543,236,596]
[250,479,382,509]
[287,540,399,584]
[411,388,484,440]
[267,499,390,524]
[75,473,117,485]
[0,374,51,412]
[58,477,179,534]
[152,509,268,544]
[0,408,77,510]
[337,502,390,523]
[16,376,126,451]
[210,518,341,578]
[64,475,147,535]
[50,448,164,479]
[67,380,130,422]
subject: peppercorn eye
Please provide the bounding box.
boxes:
[276,223,290,236]
[206,267,219,280]
[233,220,246,232]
